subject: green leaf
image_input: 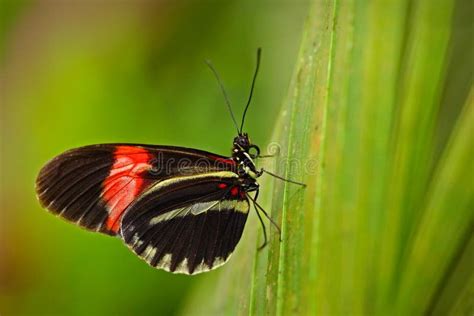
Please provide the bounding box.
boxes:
[396,90,474,315]
[180,0,473,314]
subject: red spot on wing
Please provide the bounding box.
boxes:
[103,146,153,233]
[210,155,236,166]
[230,187,239,197]
[218,183,228,189]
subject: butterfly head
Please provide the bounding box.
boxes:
[233,133,260,157]
[234,133,250,150]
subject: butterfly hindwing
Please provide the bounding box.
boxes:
[36,144,237,235]
[120,171,249,275]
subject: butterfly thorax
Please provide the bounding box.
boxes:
[232,134,261,192]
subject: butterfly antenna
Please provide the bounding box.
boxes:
[205,59,240,134]
[240,48,262,134]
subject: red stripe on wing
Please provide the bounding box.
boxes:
[103,146,153,233]
[209,155,236,166]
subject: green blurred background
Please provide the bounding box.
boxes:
[0,1,308,315]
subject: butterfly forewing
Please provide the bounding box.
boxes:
[120,171,249,275]
[36,144,237,235]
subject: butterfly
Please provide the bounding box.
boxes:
[35,49,304,275]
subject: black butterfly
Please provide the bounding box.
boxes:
[35,49,304,274]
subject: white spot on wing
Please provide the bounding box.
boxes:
[188,256,230,275]
[213,257,226,267]
[192,260,209,274]
[149,207,189,225]
[212,200,249,213]
[189,200,220,215]
[175,258,189,274]
[155,253,172,269]
[143,245,157,262]
[131,234,143,247]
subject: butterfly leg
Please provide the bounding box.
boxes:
[247,192,282,244]
[252,189,268,250]
[254,204,268,250]
[261,169,306,187]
